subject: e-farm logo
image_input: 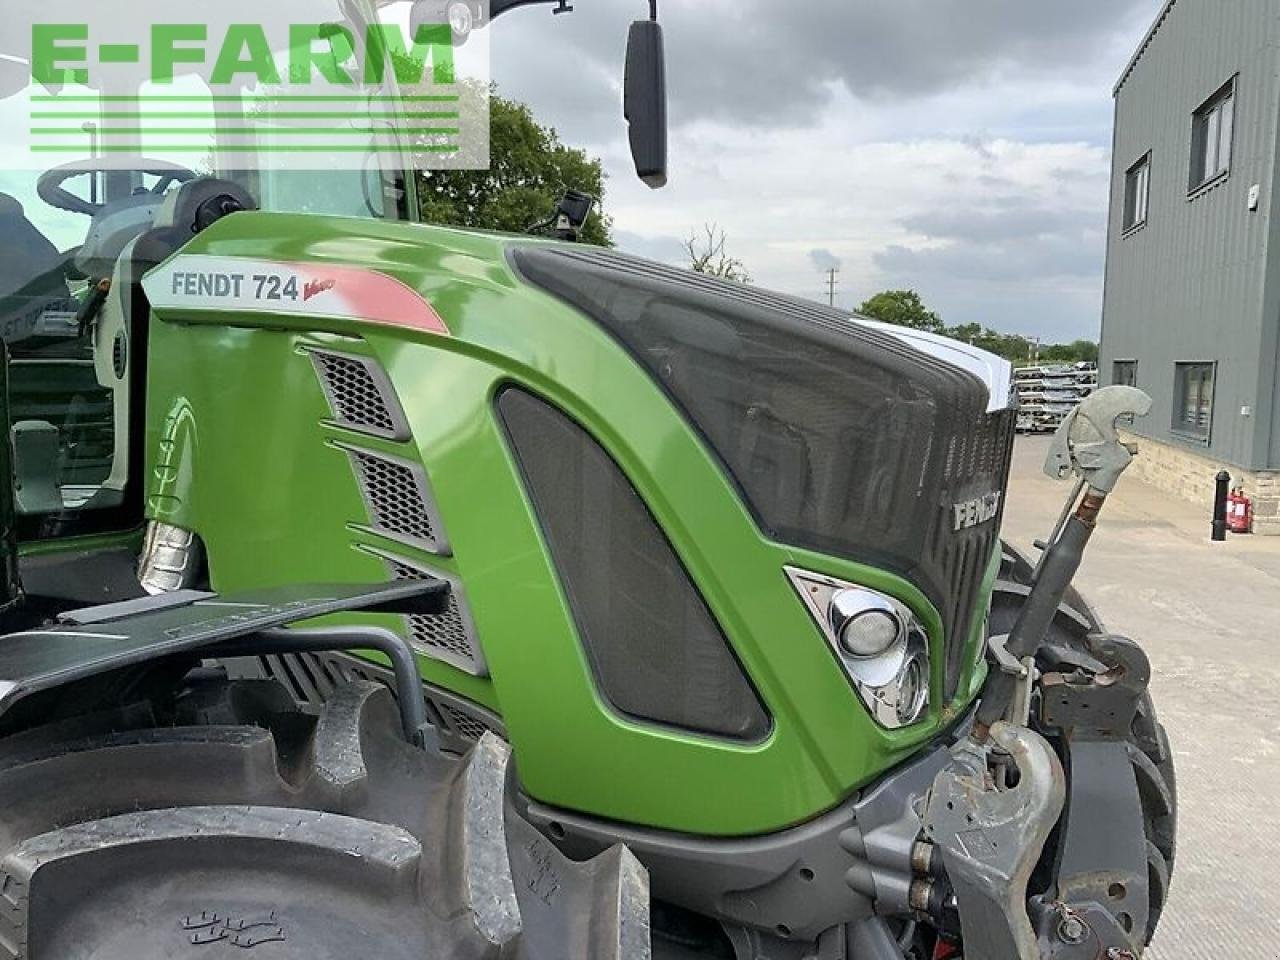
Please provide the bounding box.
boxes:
[1,2,491,171]
[31,23,458,89]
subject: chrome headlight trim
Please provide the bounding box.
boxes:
[786,566,931,728]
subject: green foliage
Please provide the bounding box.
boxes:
[857,290,1097,364]
[947,323,1034,363]
[412,89,613,246]
[857,290,944,334]
[684,223,751,283]
[1040,340,1099,364]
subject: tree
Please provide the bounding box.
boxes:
[857,290,1097,363]
[412,89,613,246]
[684,223,752,282]
[857,290,944,334]
[1041,339,1099,364]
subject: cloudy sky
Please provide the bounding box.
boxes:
[491,0,1164,343]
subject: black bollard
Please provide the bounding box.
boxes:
[1212,470,1231,541]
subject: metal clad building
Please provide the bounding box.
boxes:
[1101,0,1280,529]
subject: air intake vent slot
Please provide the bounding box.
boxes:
[498,387,770,742]
[363,548,487,677]
[247,651,503,751]
[339,445,450,554]
[309,348,408,440]
[438,701,495,741]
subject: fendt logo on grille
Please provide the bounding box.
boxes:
[952,492,1002,532]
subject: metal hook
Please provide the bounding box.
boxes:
[1044,385,1153,494]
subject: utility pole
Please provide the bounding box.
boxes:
[825,268,839,308]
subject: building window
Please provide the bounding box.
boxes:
[1173,362,1215,439]
[1113,360,1138,387]
[1123,155,1150,231]
[1190,79,1235,191]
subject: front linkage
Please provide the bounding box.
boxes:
[919,386,1156,960]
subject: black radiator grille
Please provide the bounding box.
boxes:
[927,406,1017,698]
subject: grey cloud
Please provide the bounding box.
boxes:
[869,238,1104,341]
[899,205,1103,245]
[482,2,1153,343]
[491,0,1156,136]
[961,136,998,164]
[874,231,1103,285]
[614,229,687,265]
[809,248,842,272]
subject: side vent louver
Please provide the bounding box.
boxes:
[309,348,409,441]
[338,444,450,555]
[250,651,503,749]
[365,548,487,677]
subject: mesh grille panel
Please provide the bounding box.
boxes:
[347,449,439,548]
[310,350,402,438]
[927,407,1017,697]
[499,388,770,741]
[249,652,504,746]
[439,702,492,741]
[384,556,485,674]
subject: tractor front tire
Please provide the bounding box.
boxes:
[993,543,1177,948]
[0,675,647,959]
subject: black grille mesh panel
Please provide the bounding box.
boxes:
[348,449,438,547]
[929,407,1017,697]
[385,557,484,674]
[439,702,493,741]
[499,388,770,741]
[252,652,502,745]
[311,350,400,437]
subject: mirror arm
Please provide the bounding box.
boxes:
[490,0,573,20]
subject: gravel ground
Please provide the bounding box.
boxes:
[1001,435,1280,960]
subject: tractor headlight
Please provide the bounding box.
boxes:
[830,591,901,658]
[788,567,930,728]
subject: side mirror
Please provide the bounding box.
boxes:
[625,18,668,189]
[410,0,485,47]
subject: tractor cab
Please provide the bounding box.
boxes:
[0,158,413,615]
[0,0,666,619]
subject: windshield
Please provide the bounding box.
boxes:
[0,151,410,534]
[0,0,419,535]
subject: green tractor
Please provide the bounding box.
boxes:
[0,3,1175,958]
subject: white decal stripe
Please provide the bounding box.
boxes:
[142,254,449,336]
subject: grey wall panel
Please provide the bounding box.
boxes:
[1100,0,1280,469]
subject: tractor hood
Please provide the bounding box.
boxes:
[507,242,1016,701]
[854,320,1014,414]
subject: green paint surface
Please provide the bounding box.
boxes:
[143,212,992,835]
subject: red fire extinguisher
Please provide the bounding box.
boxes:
[1227,487,1253,534]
